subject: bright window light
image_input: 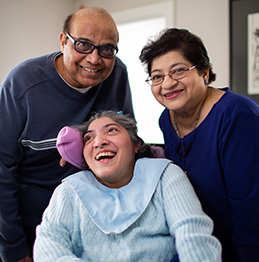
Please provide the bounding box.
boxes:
[113,1,174,144]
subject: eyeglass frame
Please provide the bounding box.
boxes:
[65,32,118,59]
[145,65,196,86]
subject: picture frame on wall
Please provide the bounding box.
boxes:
[230,0,259,103]
[248,12,259,95]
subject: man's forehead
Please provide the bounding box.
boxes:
[70,13,118,43]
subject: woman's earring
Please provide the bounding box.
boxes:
[204,79,209,85]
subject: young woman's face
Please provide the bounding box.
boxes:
[83,117,140,188]
[150,50,209,114]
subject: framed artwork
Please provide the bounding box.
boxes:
[248,12,259,94]
[230,0,259,103]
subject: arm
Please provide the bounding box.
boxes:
[33,183,84,262]
[162,164,222,262]
[219,107,259,261]
[0,84,31,261]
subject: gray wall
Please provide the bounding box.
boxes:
[0,0,77,83]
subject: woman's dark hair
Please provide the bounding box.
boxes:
[139,28,216,84]
[76,111,153,164]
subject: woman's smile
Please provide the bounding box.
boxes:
[83,117,139,188]
[163,89,184,100]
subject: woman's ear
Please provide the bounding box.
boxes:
[203,67,210,80]
[134,142,141,153]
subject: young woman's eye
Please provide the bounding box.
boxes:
[107,128,117,133]
[84,134,93,143]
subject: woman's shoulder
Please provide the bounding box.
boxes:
[219,87,258,108]
[210,87,259,116]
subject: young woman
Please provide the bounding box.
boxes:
[33,111,221,262]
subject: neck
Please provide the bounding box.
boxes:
[55,54,71,84]
[173,88,209,138]
[55,54,63,76]
[55,55,76,88]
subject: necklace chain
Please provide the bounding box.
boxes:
[173,109,201,138]
[173,90,208,138]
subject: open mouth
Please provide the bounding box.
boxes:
[95,152,116,161]
[80,65,101,73]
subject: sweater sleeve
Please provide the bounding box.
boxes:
[33,183,84,262]
[219,104,259,260]
[0,83,30,261]
[161,163,222,262]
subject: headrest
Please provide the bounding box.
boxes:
[56,126,85,169]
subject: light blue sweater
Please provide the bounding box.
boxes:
[34,158,222,261]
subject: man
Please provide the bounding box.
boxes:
[0,7,134,262]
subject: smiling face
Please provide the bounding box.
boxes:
[59,9,118,88]
[150,50,209,114]
[83,117,140,188]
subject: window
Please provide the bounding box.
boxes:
[112,1,174,144]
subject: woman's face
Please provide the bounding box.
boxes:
[83,117,140,188]
[150,50,209,114]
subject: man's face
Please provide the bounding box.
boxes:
[60,11,118,88]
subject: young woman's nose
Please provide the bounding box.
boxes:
[93,134,108,148]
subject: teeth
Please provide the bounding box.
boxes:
[81,66,99,73]
[96,152,116,160]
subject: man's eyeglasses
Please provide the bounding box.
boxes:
[66,32,118,59]
[146,65,196,86]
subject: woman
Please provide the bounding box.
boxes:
[139,28,259,262]
[33,111,221,262]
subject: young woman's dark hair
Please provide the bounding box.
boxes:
[77,111,153,166]
[139,28,216,84]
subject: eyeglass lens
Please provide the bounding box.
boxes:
[148,66,194,85]
[75,41,116,58]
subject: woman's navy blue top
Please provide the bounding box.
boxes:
[159,88,259,261]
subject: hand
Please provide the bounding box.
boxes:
[59,157,67,167]
[17,254,32,262]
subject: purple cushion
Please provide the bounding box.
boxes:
[56,126,85,169]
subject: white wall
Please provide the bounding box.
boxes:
[80,0,230,88]
[175,0,229,88]
[0,0,77,83]
[0,0,229,87]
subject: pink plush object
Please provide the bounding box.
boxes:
[56,126,85,169]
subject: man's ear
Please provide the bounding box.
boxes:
[59,32,66,53]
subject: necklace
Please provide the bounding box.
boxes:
[173,89,208,138]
